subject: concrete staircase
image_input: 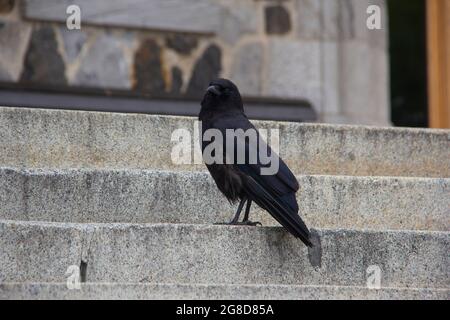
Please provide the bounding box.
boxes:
[0,106,448,300]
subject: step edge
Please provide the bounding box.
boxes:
[1,106,450,134]
[1,219,449,236]
[1,166,449,182]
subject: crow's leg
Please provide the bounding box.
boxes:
[243,200,252,221]
[214,198,246,225]
[229,198,246,224]
[239,200,262,226]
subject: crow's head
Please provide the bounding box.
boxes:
[201,78,243,112]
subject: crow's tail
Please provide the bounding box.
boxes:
[245,176,312,247]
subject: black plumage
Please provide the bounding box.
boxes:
[199,78,312,247]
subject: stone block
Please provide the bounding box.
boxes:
[265,39,322,110]
[73,32,131,89]
[230,42,264,96]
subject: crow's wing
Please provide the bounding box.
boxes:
[210,114,312,246]
[210,114,298,192]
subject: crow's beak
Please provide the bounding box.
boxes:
[207,85,221,96]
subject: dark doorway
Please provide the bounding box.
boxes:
[388,0,428,127]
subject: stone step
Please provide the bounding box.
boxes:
[1,220,448,288]
[1,283,448,300]
[1,167,448,231]
[1,107,449,177]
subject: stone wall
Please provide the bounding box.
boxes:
[0,0,389,125]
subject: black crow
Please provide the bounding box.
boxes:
[199,78,312,247]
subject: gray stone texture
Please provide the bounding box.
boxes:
[339,41,389,125]
[58,27,88,63]
[0,107,448,177]
[0,221,84,283]
[318,0,386,46]
[0,21,31,81]
[20,25,67,85]
[265,39,322,110]
[321,0,341,40]
[215,0,258,44]
[230,42,263,96]
[0,104,448,300]
[24,0,259,44]
[23,0,222,34]
[1,168,449,232]
[0,221,448,288]
[346,0,387,50]
[293,0,389,124]
[296,0,321,39]
[321,41,340,117]
[316,0,389,124]
[1,283,448,300]
[295,0,380,42]
[74,33,131,89]
[0,65,10,80]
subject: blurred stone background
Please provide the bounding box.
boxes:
[0,0,389,125]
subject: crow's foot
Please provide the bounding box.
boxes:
[239,220,262,227]
[214,221,262,227]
